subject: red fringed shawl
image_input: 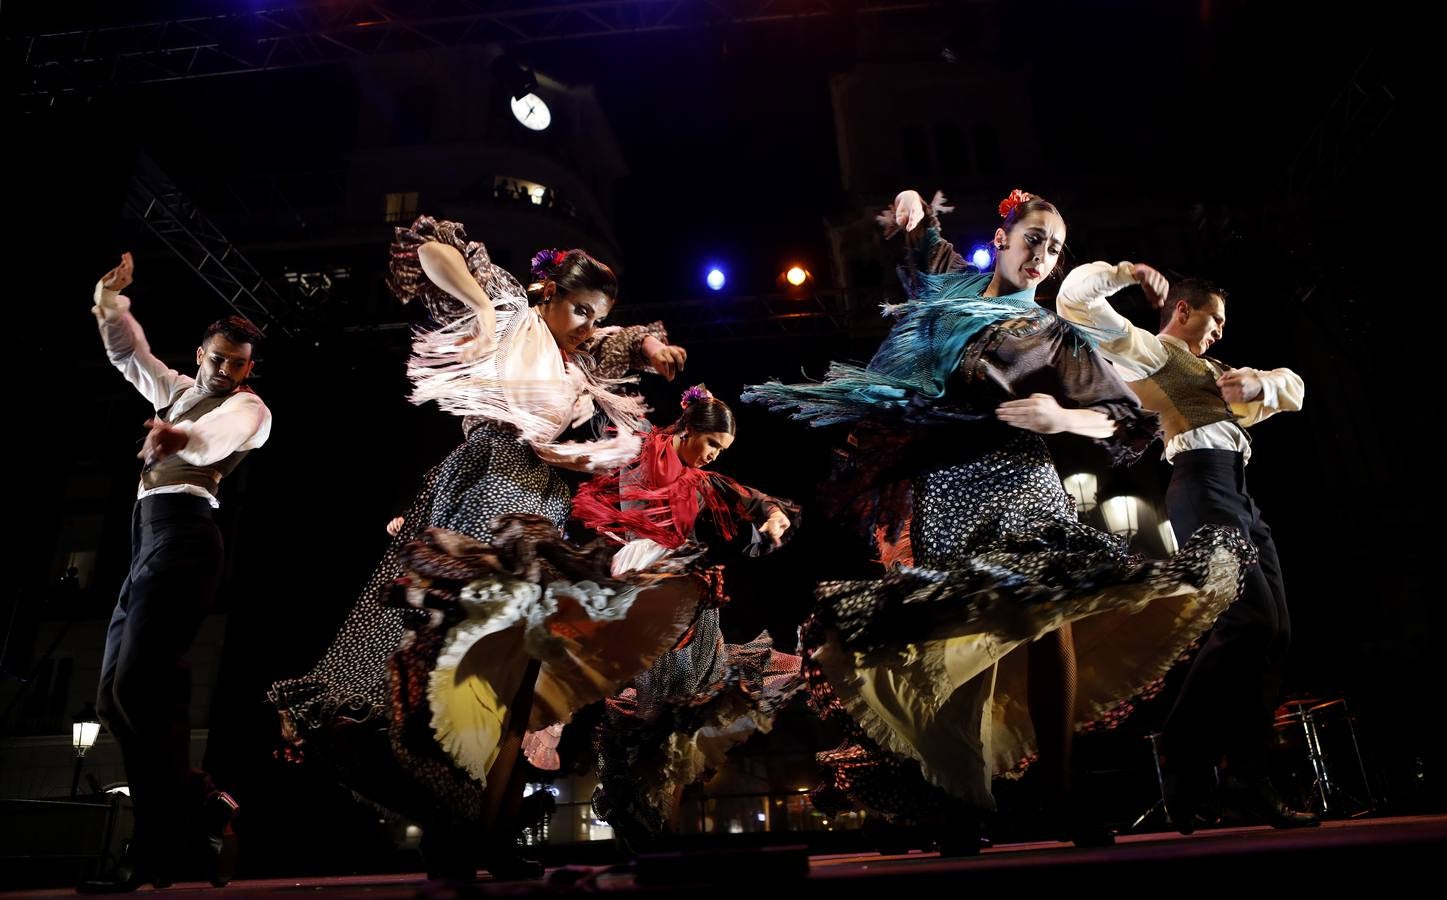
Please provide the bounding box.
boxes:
[572,428,760,548]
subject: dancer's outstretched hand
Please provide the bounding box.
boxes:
[1132,263,1170,309]
[892,190,927,232]
[643,336,687,381]
[101,252,134,293]
[760,507,792,545]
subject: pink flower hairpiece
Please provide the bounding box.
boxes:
[680,385,714,409]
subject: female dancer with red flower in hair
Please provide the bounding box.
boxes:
[745,189,1255,850]
[550,386,804,843]
[270,218,697,882]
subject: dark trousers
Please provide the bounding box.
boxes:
[1162,449,1291,780]
[96,493,223,851]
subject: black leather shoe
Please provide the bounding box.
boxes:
[934,830,987,857]
[931,811,987,857]
[201,789,241,886]
[1162,767,1216,835]
[480,846,544,881]
[1058,816,1116,848]
[1219,775,1319,829]
[1043,798,1117,848]
[420,830,478,883]
[77,842,174,893]
[860,816,928,855]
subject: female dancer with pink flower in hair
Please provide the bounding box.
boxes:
[271,218,698,882]
[745,189,1255,850]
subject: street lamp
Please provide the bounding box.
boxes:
[1158,520,1179,554]
[1061,473,1099,515]
[1101,495,1141,542]
[71,707,100,796]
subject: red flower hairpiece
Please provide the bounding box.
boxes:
[998,189,1034,219]
[530,248,565,281]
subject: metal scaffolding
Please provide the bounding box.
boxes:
[125,154,301,339]
[15,1,947,107]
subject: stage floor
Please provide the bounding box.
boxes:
[7,815,1443,897]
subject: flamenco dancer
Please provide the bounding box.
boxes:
[744,188,1254,850]
[270,218,698,880]
[550,387,803,843]
[1056,260,1312,830]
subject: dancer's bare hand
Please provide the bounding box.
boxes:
[1132,263,1170,309]
[386,516,406,537]
[643,336,687,380]
[760,508,792,545]
[137,418,187,467]
[458,326,495,363]
[101,252,134,293]
[892,190,927,232]
[1217,368,1263,403]
[997,394,1070,433]
[997,394,1115,439]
